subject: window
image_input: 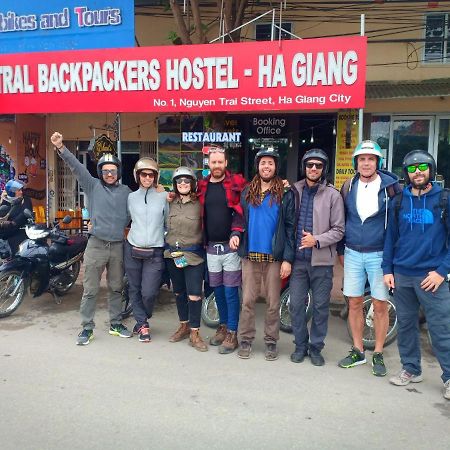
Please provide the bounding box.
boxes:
[424,14,450,63]
[255,23,292,41]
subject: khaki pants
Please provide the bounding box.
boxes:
[238,258,281,344]
[80,236,124,330]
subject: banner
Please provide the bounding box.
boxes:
[0,36,367,114]
[334,110,359,189]
[0,1,134,54]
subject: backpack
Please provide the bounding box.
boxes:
[393,188,449,237]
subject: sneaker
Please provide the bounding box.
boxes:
[372,352,387,377]
[209,324,227,346]
[218,331,238,354]
[290,349,308,363]
[138,325,151,343]
[76,329,93,346]
[389,369,423,386]
[109,323,132,338]
[444,379,450,400]
[237,341,252,359]
[264,343,279,361]
[309,350,325,367]
[338,346,367,368]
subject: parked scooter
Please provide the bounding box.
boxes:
[0,208,87,318]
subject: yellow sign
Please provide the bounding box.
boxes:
[93,134,116,161]
[334,111,359,189]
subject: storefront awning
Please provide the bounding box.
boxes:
[366,78,450,99]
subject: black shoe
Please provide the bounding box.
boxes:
[372,352,387,377]
[290,349,308,363]
[309,351,325,366]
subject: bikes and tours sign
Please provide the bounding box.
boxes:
[0,36,367,113]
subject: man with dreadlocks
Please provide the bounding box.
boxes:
[230,147,295,361]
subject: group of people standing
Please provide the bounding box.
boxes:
[49,131,450,401]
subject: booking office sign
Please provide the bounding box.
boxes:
[0,0,134,54]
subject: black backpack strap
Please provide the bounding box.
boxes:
[394,191,403,224]
[440,188,449,234]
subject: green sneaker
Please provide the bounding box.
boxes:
[76,329,93,346]
[338,346,366,368]
[109,323,132,338]
[372,352,387,377]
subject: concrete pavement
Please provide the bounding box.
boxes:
[0,282,449,450]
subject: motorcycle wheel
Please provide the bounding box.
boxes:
[346,294,398,351]
[54,261,81,296]
[201,292,219,328]
[0,270,26,318]
[121,276,132,320]
[279,287,313,334]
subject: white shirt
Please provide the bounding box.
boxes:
[356,175,381,223]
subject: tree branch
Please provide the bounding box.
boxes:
[190,0,206,43]
[170,0,192,44]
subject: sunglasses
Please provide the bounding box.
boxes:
[203,145,225,154]
[176,177,192,185]
[406,163,429,174]
[305,162,323,170]
[101,169,118,175]
[139,171,155,178]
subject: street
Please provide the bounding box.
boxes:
[1,282,449,450]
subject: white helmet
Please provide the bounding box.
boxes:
[172,166,196,193]
[133,157,159,184]
[352,140,384,170]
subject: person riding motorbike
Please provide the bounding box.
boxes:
[0,180,33,255]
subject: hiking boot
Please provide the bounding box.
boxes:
[372,352,387,377]
[444,379,450,400]
[218,331,238,354]
[290,349,308,363]
[389,369,423,386]
[264,343,279,361]
[209,324,227,346]
[309,350,325,366]
[237,341,252,359]
[109,323,132,338]
[189,329,208,352]
[169,322,191,343]
[138,325,151,343]
[338,346,366,368]
[76,329,93,346]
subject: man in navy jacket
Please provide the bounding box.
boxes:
[383,150,450,400]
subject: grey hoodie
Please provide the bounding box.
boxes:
[58,148,131,242]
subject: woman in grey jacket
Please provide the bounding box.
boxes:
[125,158,168,342]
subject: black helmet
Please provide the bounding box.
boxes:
[254,147,280,174]
[402,150,436,181]
[97,153,121,181]
[301,148,329,177]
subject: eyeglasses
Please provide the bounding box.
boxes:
[139,171,155,178]
[406,163,429,174]
[305,162,323,170]
[101,169,118,175]
[176,177,191,185]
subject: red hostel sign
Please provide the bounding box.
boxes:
[0,36,366,113]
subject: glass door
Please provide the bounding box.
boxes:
[389,116,435,182]
[434,116,450,187]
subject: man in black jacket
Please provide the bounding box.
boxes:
[0,180,33,254]
[230,147,295,361]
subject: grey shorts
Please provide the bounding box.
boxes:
[206,242,241,287]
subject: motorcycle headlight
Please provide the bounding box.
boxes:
[25,225,50,240]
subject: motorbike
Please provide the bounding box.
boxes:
[0,208,88,318]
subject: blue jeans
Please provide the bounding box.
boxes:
[214,285,240,332]
[290,261,333,354]
[394,273,450,383]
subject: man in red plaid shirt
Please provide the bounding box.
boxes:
[197,146,246,354]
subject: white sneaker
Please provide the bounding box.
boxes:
[389,369,423,386]
[444,380,450,400]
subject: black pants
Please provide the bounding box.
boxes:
[166,259,204,328]
[124,241,164,327]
